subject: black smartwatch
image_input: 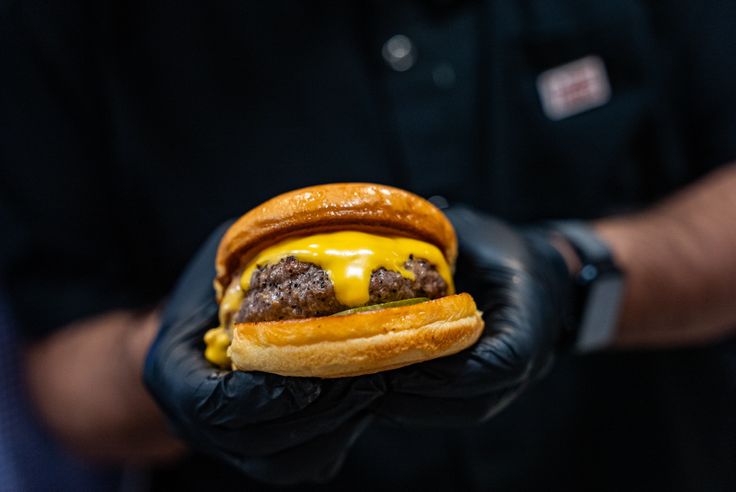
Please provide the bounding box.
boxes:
[549,221,625,352]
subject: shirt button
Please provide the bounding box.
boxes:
[382,34,416,72]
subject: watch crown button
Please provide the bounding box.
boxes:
[580,264,598,282]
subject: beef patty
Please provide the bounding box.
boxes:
[234,256,447,323]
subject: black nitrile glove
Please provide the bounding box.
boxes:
[143,223,385,484]
[380,205,573,426]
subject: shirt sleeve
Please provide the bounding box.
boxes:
[0,1,154,338]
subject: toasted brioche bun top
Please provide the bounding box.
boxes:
[215,183,456,299]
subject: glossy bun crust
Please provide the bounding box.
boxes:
[215,183,457,300]
[230,293,484,378]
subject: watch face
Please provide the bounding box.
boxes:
[576,275,625,352]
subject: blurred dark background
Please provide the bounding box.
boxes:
[1,1,735,491]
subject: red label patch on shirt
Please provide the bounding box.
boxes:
[537,55,611,120]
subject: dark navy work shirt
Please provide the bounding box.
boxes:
[1,1,735,491]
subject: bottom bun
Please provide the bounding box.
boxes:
[230,293,484,378]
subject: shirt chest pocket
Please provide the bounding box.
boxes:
[484,0,664,217]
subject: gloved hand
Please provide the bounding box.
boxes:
[143,223,385,484]
[380,205,573,426]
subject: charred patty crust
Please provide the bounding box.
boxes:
[234,256,447,322]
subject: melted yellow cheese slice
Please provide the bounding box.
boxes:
[240,231,453,306]
[203,327,232,368]
[204,279,244,367]
[204,231,453,367]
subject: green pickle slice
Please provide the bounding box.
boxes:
[330,297,430,317]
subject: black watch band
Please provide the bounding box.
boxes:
[548,221,625,352]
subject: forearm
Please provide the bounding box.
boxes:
[595,163,736,347]
[23,309,186,464]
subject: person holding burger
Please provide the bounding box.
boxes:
[2,1,736,491]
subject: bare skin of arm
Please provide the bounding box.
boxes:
[20,163,736,463]
[23,309,186,464]
[596,162,736,347]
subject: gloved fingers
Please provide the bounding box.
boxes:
[386,303,537,399]
[146,298,218,374]
[207,374,385,456]
[192,370,323,427]
[146,306,323,429]
[158,220,234,333]
[377,385,524,427]
[444,206,529,270]
[218,413,374,485]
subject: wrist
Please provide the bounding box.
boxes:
[520,228,580,350]
[119,309,188,463]
[123,309,160,382]
[544,221,626,352]
[547,232,583,277]
[592,217,635,273]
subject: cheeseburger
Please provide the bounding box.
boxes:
[204,183,483,378]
